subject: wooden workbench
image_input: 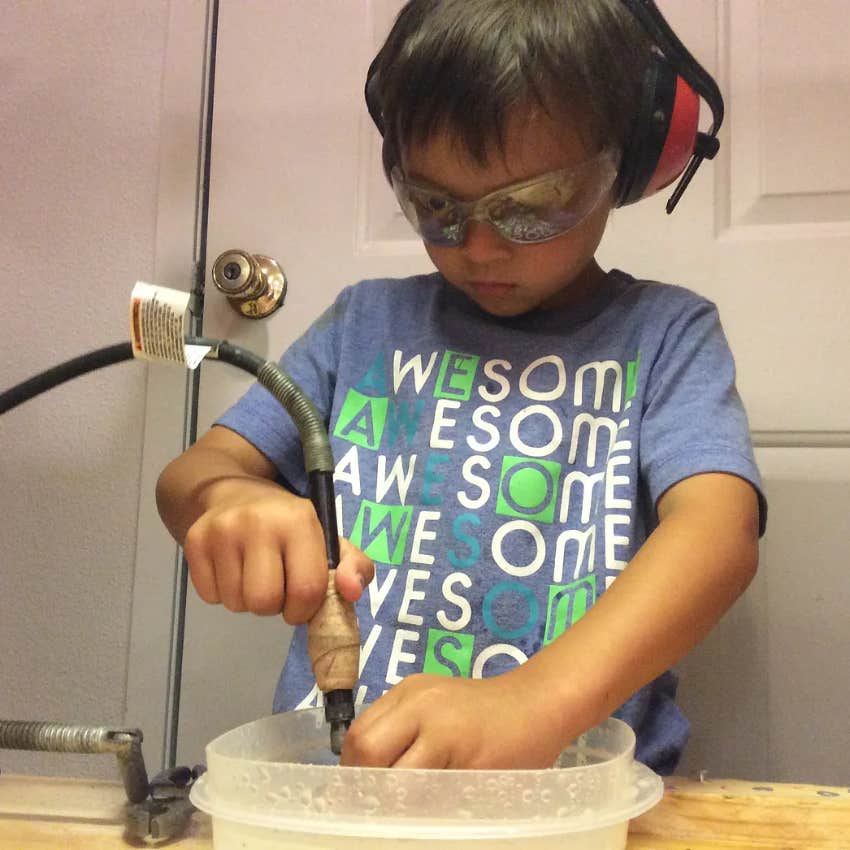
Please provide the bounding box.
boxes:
[1,773,848,848]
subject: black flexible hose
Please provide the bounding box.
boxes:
[0,339,265,417]
[0,339,335,476]
[0,342,135,415]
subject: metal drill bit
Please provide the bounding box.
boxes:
[330,719,349,756]
[324,688,354,756]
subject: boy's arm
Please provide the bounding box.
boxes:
[341,471,759,769]
[523,470,759,745]
[156,425,280,544]
[156,425,372,620]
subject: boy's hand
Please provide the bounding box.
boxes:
[339,671,570,769]
[182,477,374,623]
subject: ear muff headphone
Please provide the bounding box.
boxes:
[365,0,724,214]
[616,0,724,211]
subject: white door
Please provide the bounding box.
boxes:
[130,0,850,783]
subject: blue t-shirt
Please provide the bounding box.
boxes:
[217,270,766,774]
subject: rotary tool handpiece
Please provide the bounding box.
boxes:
[307,572,360,754]
[306,470,360,755]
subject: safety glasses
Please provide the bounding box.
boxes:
[391,150,619,247]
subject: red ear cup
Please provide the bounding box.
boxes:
[616,53,700,206]
[644,74,699,196]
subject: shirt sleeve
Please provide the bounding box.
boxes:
[639,297,767,535]
[215,286,352,495]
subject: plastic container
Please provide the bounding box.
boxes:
[190,708,663,849]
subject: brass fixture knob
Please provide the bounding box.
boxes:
[211,250,287,318]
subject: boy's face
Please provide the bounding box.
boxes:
[402,105,613,318]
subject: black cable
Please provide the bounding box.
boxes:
[208,340,264,376]
[0,339,275,417]
[0,342,135,415]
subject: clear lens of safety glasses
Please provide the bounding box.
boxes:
[391,150,618,247]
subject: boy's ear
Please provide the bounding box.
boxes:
[615,51,700,207]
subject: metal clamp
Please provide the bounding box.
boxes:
[0,719,201,842]
[125,764,205,842]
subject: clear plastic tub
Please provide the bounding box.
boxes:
[190,708,663,849]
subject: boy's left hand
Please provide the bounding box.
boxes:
[339,672,569,769]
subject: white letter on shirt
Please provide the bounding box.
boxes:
[410,510,440,565]
[458,455,491,510]
[491,520,546,577]
[519,355,566,401]
[398,569,429,626]
[479,359,511,402]
[392,350,438,394]
[386,629,419,684]
[471,644,527,678]
[376,453,418,503]
[430,399,460,449]
[604,514,631,576]
[604,455,632,510]
[333,444,361,495]
[437,572,472,631]
[467,404,501,452]
[368,568,398,618]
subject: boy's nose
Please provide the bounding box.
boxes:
[460,219,513,263]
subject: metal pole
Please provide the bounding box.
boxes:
[162,0,220,771]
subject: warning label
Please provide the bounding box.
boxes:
[129,282,209,368]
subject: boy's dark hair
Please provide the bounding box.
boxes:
[369,0,653,176]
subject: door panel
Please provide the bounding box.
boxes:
[678,448,850,785]
[135,1,850,778]
[175,0,432,766]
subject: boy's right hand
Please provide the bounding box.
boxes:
[183,479,373,622]
[157,427,373,624]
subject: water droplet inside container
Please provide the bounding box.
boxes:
[313,795,328,813]
[300,788,313,807]
[361,794,380,814]
[522,789,534,803]
[540,789,552,803]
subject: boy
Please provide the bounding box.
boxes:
[157,0,764,774]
